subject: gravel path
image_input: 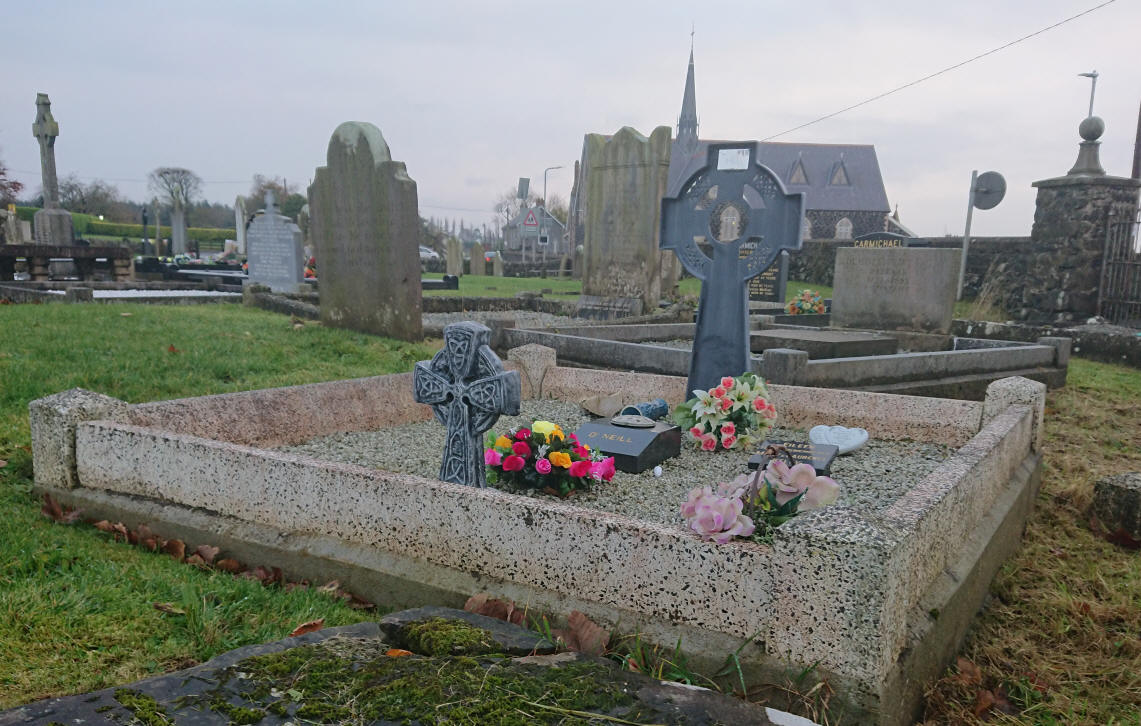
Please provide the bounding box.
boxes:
[279,400,953,525]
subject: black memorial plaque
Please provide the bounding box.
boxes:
[744,248,789,303]
[573,419,681,474]
[747,440,839,475]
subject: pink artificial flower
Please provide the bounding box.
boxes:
[515,428,532,440]
[484,449,502,466]
[502,455,525,472]
[721,434,737,449]
[752,397,767,412]
[763,406,777,420]
[720,397,732,411]
[765,460,840,509]
[591,457,616,482]
[512,441,532,457]
[720,422,736,437]
[680,487,755,544]
[573,444,591,458]
[569,460,593,478]
[689,426,704,439]
[567,432,578,443]
[712,386,726,398]
[535,457,553,475]
[720,376,735,389]
[701,434,717,451]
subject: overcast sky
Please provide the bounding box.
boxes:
[3,0,1138,237]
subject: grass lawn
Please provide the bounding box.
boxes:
[1,300,1140,723]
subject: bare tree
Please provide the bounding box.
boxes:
[58,174,126,217]
[246,174,305,220]
[0,150,24,205]
[493,185,538,228]
[149,167,201,254]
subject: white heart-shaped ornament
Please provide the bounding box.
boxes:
[808,425,869,455]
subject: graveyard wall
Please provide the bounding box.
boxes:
[806,209,890,241]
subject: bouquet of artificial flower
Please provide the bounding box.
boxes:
[672,372,777,452]
[485,419,616,497]
[787,289,826,315]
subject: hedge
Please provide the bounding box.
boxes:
[13,207,235,242]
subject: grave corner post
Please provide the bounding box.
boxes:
[28,388,130,490]
[982,376,1046,452]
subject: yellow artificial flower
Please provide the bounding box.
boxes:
[531,420,557,436]
[550,425,565,441]
[494,435,512,449]
[549,451,572,469]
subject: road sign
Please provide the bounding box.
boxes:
[523,209,539,227]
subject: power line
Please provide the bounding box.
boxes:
[762,0,1118,141]
[10,169,248,184]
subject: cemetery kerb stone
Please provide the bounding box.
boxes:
[831,247,961,334]
[29,360,1046,726]
[661,142,805,394]
[580,126,676,315]
[30,93,74,246]
[245,190,305,293]
[470,241,485,276]
[413,322,521,488]
[307,121,423,341]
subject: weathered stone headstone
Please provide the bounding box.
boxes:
[31,93,73,246]
[661,143,805,394]
[234,195,248,255]
[308,121,422,340]
[171,204,188,256]
[470,242,485,276]
[492,254,504,277]
[413,322,521,488]
[579,126,677,317]
[246,190,305,293]
[831,247,960,333]
[446,238,463,276]
[151,199,163,255]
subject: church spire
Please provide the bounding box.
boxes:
[677,33,699,151]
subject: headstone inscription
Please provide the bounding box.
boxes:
[831,247,960,334]
[746,249,789,303]
[246,190,305,293]
[748,440,839,475]
[308,121,423,341]
[31,93,74,246]
[572,415,680,474]
[413,322,522,488]
[661,143,805,394]
[850,231,925,248]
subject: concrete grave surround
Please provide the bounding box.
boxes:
[245,191,305,293]
[832,247,961,334]
[32,350,1044,725]
[307,122,422,341]
[580,126,678,314]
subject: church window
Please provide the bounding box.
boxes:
[835,217,853,239]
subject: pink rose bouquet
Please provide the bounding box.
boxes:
[673,372,777,452]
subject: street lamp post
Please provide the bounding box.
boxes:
[541,165,563,262]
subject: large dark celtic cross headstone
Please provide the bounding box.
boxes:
[32,93,61,209]
[661,144,805,394]
[413,321,521,488]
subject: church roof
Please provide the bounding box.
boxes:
[668,139,891,213]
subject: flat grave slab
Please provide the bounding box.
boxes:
[752,328,898,359]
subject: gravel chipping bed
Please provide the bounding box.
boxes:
[278,400,954,525]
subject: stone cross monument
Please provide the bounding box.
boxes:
[413,322,521,488]
[31,93,74,246]
[661,143,805,393]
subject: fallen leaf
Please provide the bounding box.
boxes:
[1104,527,1141,549]
[347,595,375,610]
[973,689,997,717]
[164,539,186,561]
[956,657,983,686]
[283,581,309,592]
[194,544,220,564]
[120,312,132,317]
[167,344,180,354]
[61,509,85,524]
[94,520,115,532]
[0,459,7,468]
[111,522,129,541]
[625,656,641,673]
[288,618,324,637]
[992,688,1017,715]
[184,554,207,568]
[40,493,64,522]
[317,580,342,593]
[215,558,243,573]
[553,611,609,656]
[139,537,160,552]
[464,593,523,624]
[385,649,413,657]
[153,602,186,615]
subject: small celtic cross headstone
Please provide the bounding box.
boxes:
[661,144,805,393]
[413,322,521,487]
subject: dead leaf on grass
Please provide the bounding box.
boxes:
[184,554,207,568]
[464,593,525,625]
[94,520,115,532]
[317,580,341,593]
[973,688,996,717]
[385,648,413,657]
[40,493,64,522]
[553,611,609,656]
[215,558,244,573]
[0,459,7,468]
[955,657,983,686]
[346,595,375,610]
[288,618,324,637]
[164,539,186,561]
[195,545,220,564]
[153,602,186,615]
[120,312,132,317]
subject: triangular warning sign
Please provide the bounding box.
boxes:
[523,210,539,227]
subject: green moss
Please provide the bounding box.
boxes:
[209,699,265,724]
[113,688,170,726]
[403,617,496,656]
[229,638,668,724]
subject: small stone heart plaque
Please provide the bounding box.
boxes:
[808,425,869,455]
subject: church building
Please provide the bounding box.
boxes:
[668,47,910,240]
